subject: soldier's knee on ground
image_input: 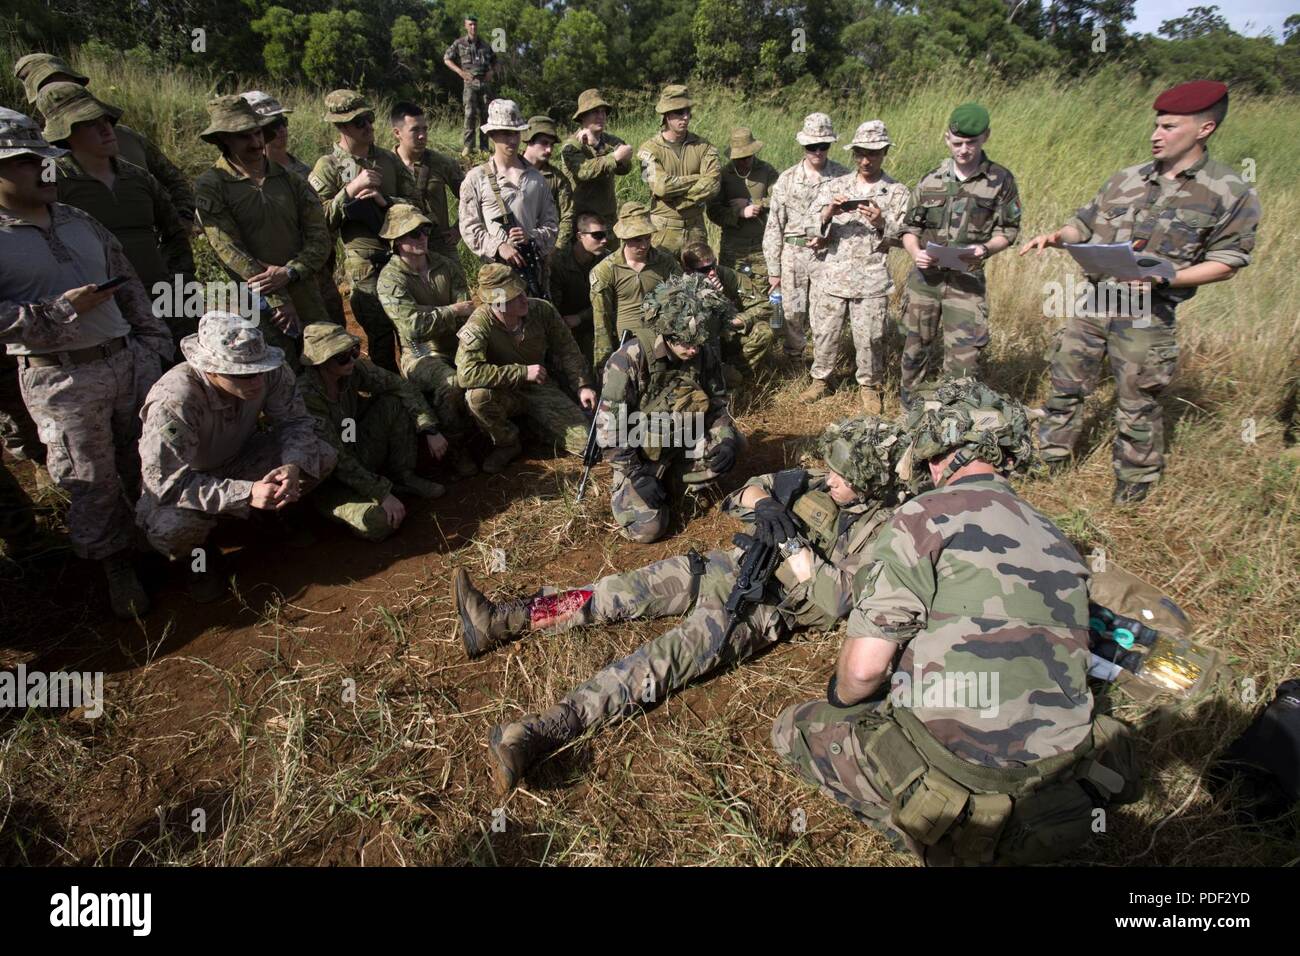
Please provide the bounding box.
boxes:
[770,701,803,759]
[337,501,394,542]
[618,508,669,544]
[140,505,217,560]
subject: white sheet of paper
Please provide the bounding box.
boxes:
[925,242,975,273]
[1064,242,1176,282]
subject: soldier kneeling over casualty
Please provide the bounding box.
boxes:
[455,263,596,474]
[771,379,1142,866]
[598,274,743,543]
[298,323,446,541]
[136,312,336,602]
[680,241,776,388]
[454,415,911,793]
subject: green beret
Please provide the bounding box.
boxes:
[948,103,989,137]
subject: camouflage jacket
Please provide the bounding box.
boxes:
[847,474,1094,768]
[762,159,850,277]
[114,123,197,228]
[455,298,592,391]
[443,35,496,79]
[458,157,559,261]
[814,171,909,299]
[589,246,682,371]
[196,156,332,311]
[403,147,464,258]
[901,155,1021,267]
[377,252,468,362]
[714,264,772,337]
[637,131,721,229]
[299,359,439,502]
[707,157,779,264]
[309,144,419,263]
[534,157,574,249]
[1065,150,1261,307]
[560,131,632,222]
[725,469,893,630]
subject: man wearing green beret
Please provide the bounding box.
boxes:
[560,90,633,247]
[309,89,420,374]
[637,85,720,258]
[455,264,596,473]
[707,128,778,282]
[523,115,574,252]
[298,322,447,541]
[898,103,1021,406]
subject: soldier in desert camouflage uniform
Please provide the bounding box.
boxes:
[560,89,633,249]
[707,127,778,279]
[637,85,720,258]
[1021,81,1261,505]
[453,415,911,793]
[680,241,775,385]
[772,379,1141,866]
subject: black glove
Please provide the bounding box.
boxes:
[706,439,736,474]
[630,471,667,509]
[752,496,798,546]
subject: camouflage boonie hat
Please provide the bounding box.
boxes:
[572,89,612,121]
[845,120,891,151]
[14,53,88,104]
[904,377,1035,483]
[323,89,374,124]
[379,203,433,240]
[818,416,908,499]
[480,99,528,134]
[656,84,693,114]
[241,90,294,118]
[728,128,763,159]
[795,112,838,146]
[37,83,122,144]
[180,311,284,376]
[525,115,559,143]
[477,262,527,304]
[0,108,68,161]
[643,274,733,348]
[200,95,272,144]
[300,322,361,366]
[613,201,655,240]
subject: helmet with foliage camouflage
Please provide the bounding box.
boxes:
[818,416,910,500]
[642,273,733,348]
[903,377,1035,484]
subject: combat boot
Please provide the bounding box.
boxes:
[798,378,830,402]
[454,569,594,659]
[488,702,585,793]
[481,440,522,475]
[102,552,150,619]
[859,385,884,415]
[1113,479,1152,506]
[395,473,446,499]
[449,447,479,479]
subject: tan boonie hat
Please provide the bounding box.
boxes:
[476,262,527,303]
[300,322,361,366]
[181,312,284,376]
[200,95,272,144]
[241,90,294,118]
[613,201,655,240]
[525,115,559,143]
[14,53,89,104]
[0,108,68,161]
[655,84,692,114]
[37,83,122,144]
[572,89,612,121]
[480,99,529,134]
[845,119,892,151]
[323,89,373,124]
[795,112,838,146]
[728,127,763,159]
[379,203,433,240]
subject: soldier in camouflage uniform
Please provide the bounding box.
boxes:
[596,275,742,543]
[376,203,479,478]
[898,104,1022,405]
[522,116,574,251]
[561,89,633,250]
[297,323,444,541]
[590,202,682,372]
[455,264,596,473]
[442,16,498,156]
[1021,81,1261,505]
[549,212,610,374]
[310,90,420,373]
[806,120,910,413]
[637,85,720,258]
[707,128,778,279]
[763,114,849,366]
[454,416,912,793]
[15,53,197,230]
[681,241,776,385]
[772,379,1141,865]
[389,101,465,276]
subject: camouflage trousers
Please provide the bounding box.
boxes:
[809,290,888,387]
[402,352,472,440]
[1039,308,1180,483]
[311,393,418,541]
[0,459,36,545]
[900,267,988,397]
[137,429,336,558]
[0,352,43,464]
[18,342,158,561]
[462,81,492,153]
[464,382,588,455]
[649,214,708,260]
[777,243,819,359]
[610,428,744,543]
[720,247,767,281]
[345,255,399,373]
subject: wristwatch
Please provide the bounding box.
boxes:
[284,265,299,283]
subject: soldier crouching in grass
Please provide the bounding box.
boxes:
[453,416,912,793]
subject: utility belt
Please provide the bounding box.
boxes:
[16,335,128,369]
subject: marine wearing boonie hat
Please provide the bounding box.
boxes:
[480,99,529,134]
[180,311,285,375]
[0,107,68,160]
[241,90,294,119]
[844,120,891,152]
[795,112,838,145]
[36,82,122,145]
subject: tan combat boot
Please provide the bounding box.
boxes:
[798,378,830,402]
[102,552,150,619]
[454,569,594,659]
[481,440,522,475]
[488,702,585,793]
[859,385,884,415]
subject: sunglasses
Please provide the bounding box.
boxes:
[804,143,832,153]
[687,263,717,275]
[404,226,432,239]
[331,345,362,365]
[580,230,608,240]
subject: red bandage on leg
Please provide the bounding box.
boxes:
[529,589,594,629]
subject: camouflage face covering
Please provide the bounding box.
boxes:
[818,416,908,499]
[905,377,1034,482]
[643,273,733,347]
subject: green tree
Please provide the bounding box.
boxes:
[542,10,609,106]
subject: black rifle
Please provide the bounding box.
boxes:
[576,330,632,503]
[494,206,547,300]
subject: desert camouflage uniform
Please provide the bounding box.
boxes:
[458,158,559,294]
[763,159,849,359]
[282,152,347,327]
[560,131,631,242]
[443,35,496,153]
[707,156,778,276]
[898,156,1021,396]
[712,263,776,378]
[589,246,682,372]
[299,358,439,540]
[1039,153,1260,483]
[637,132,720,257]
[809,172,909,386]
[455,298,593,455]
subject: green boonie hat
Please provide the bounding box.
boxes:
[379,203,433,240]
[948,102,990,137]
[904,377,1034,484]
[572,89,612,121]
[323,89,374,124]
[818,416,909,500]
[525,115,559,143]
[0,107,68,161]
[36,82,122,144]
[200,95,272,144]
[656,84,692,114]
[477,262,527,305]
[14,53,89,104]
[728,127,763,159]
[643,274,732,348]
[301,322,361,366]
[613,200,655,240]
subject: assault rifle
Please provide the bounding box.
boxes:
[494,206,547,300]
[576,330,632,503]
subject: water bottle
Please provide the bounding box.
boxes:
[768,291,784,331]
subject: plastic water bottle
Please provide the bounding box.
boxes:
[768,291,784,331]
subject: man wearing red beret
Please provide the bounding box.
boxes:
[1022,80,1261,505]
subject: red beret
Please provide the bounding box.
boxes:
[1154,80,1228,115]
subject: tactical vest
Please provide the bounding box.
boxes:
[774,485,877,630]
[639,355,710,460]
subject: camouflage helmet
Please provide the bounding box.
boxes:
[818,416,909,500]
[904,377,1035,484]
[642,274,732,348]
